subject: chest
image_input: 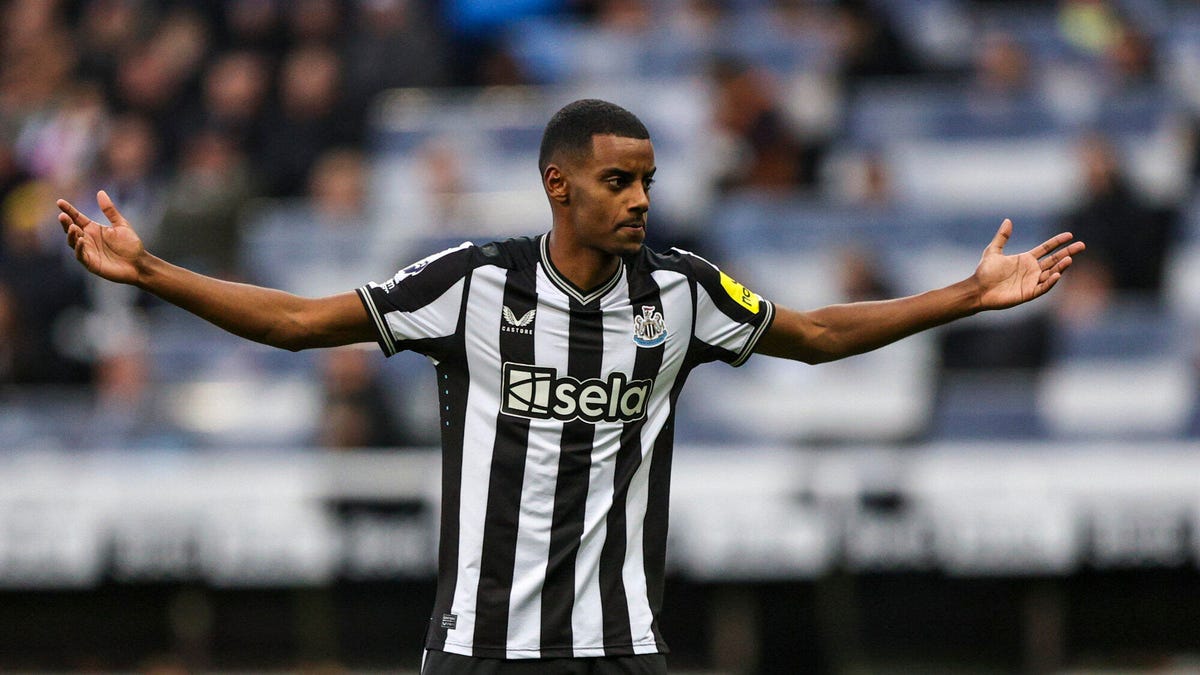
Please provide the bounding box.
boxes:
[462,268,688,371]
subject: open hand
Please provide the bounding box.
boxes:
[974,219,1085,310]
[57,191,145,285]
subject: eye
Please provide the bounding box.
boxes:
[643,178,654,191]
[607,176,629,190]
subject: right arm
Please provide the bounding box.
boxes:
[58,191,378,351]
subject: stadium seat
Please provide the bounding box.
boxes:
[1037,300,1196,439]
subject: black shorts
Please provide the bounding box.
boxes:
[421,650,668,674]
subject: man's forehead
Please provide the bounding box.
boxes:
[586,134,655,168]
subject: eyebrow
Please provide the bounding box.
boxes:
[600,167,657,178]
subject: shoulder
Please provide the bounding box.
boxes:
[394,235,539,281]
[627,245,709,276]
[474,235,541,270]
[629,246,731,284]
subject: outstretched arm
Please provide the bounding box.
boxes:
[756,219,1085,364]
[58,191,378,351]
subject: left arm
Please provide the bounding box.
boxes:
[755,220,1085,364]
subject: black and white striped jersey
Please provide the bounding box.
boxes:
[356,234,775,659]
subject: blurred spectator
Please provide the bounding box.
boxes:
[1101,21,1158,89]
[86,113,164,342]
[0,179,92,384]
[258,44,357,197]
[315,347,413,449]
[1058,0,1124,56]
[708,59,826,193]
[241,147,382,296]
[0,282,33,383]
[108,6,210,157]
[14,80,107,190]
[830,0,919,89]
[309,147,369,221]
[74,0,149,86]
[956,30,1052,136]
[112,48,192,161]
[1051,255,1115,326]
[0,138,32,225]
[971,31,1033,99]
[155,128,257,277]
[1,14,79,127]
[937,311,1054,372]
[825,147,894,207]
[343,0,451,119]
[188,50,272,155]
[2,0,62,55]
[415,137,468,229]
[660,0,727,68]
[217,0,285,52]
[588,0,654,30]
[149,6,212,84]
[284,0,345,46]
[837,247,895,303]
[85,341,189,449]
[1057,133,1175,297]
[474,42,533,88]
[95,113,167,243]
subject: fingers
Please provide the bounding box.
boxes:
[97,190,126,227]
[56,199,92,231]
[74,231,87,264]
[987,218,1013,252]
[67,222,89,265]
[1039,254,1074,283]
[64,221,81,249]
[1036,240,1085,276]
[1031,231,1078,258]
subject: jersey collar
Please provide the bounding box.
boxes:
[538,233,624,306]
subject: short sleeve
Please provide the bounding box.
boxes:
[356,243,473,357]
[678,249,776,367]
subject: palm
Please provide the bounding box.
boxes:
[976,248,1042,309]
[974,219,1085,311]
[57,192,145,285]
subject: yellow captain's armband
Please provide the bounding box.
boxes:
[719,271,761,314]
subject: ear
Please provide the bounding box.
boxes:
[544,164,570,205]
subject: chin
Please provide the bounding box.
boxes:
[613,238,644,257]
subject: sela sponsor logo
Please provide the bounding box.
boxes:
[633,305,667,348]
[501,362,653,423]
[501,305,536,335]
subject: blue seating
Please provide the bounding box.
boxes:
[926,371,1048,440]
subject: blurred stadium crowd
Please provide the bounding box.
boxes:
[2,0,1200,451]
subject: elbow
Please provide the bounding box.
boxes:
[802,351,838,366]
[276,329,321,352]
[264,318,316,352]
[761,341,840,365]
[266,333,308,352]
[798,345,846,365]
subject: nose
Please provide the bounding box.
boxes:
[629,184,649,214]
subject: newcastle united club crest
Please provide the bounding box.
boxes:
[633,305,667,348]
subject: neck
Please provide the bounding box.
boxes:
[546,230,621,292]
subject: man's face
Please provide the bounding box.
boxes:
[563,134,656,257]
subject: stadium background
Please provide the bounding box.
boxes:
[2,0,1200,672]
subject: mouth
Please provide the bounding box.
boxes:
[618,220,645,230]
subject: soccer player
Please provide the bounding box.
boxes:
[57,99,1083,674]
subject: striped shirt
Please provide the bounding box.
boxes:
[357,234,775,659]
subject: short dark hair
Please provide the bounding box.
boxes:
[538,99,650,173]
